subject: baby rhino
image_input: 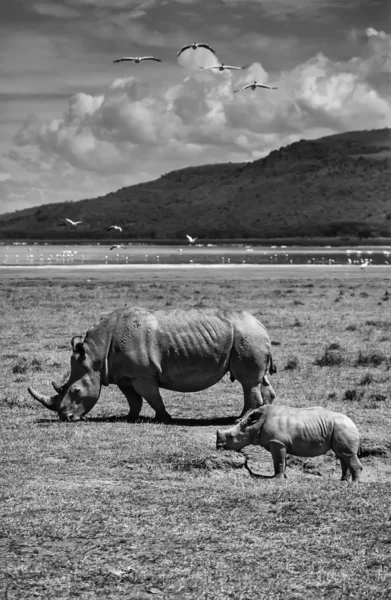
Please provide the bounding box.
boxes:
[216,405,363,482]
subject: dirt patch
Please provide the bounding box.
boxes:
[169,452,247,472]
[228,446,391,483]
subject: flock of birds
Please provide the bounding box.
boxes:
[2,244,390,267]
[61,43,276,242]
[62,218,198,248]
[113,41,278,93]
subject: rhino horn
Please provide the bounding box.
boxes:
[28,387,60,411]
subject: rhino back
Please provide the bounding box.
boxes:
[260,405,336,457]
[109,307,235,391]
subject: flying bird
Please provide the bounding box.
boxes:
[234,80,278,93]
[201,63,248,72]
[110,244,127,251]
[107,225,123,232]
[64,218,84,227]
[186,235,198,244]
[113,56,162,63]
[177,43,216,57]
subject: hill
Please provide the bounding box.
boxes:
[0,128,390,241]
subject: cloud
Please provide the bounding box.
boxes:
[6,27,391,213]
[347,27,391,93]
[221,0,342,18]
[32,3,80,18]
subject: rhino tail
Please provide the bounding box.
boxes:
[269,355,277,375]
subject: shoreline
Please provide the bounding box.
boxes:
[2,262,391,270]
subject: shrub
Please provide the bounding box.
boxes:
[328,342,341,350]
[359,372,374,386]
[314,344,345,367]
[354,351,388,368]
[343,388,365,402]
[284,357,299,370]
[31,358,43,372]
[368,392,387,402]
[345,324,357,331]
[12,358,28,375]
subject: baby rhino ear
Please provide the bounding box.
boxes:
[247,409,263,424]
[71,335,85,357]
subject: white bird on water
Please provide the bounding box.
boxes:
[234,80,278,93]
[177,43,216,57]
[64,218,84,227]
[186,235,198,244]
[110,244,127,251]
[107,225,123,232]
[113,56,161,63]
[201,63,248,72]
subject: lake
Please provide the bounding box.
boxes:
[0,242,390,267]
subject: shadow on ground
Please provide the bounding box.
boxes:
[36,415,239,427]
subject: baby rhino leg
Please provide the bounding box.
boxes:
[332,420,362,483]
[269,440,287,479]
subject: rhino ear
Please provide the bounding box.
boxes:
[247,409,262,424]
[71,335,83,350]
[71,336,85,358]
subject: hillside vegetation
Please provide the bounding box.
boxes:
[0,128,390,241]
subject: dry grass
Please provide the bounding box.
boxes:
[1,270,391,599]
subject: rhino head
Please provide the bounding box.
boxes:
[28,335,107,421]
[216,408,265,451]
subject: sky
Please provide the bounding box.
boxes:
[0,0,390,214]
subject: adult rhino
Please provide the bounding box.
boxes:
[28,306,276,422]
[216,405,363,482]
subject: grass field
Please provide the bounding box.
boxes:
[1,267,391,599]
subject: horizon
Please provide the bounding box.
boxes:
[1,0,390,214]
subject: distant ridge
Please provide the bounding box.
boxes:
[0,128,390,241]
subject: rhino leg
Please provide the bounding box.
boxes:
[131,377,172,423]
[349,456,363,483]
[340,457,351,481]
[340,455,363,483]
[117,380,143,422]
[237,385,264,421]
[269,440,287,479]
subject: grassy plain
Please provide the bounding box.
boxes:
[1,267,391,599]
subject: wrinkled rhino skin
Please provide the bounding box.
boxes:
[28,307,275,422]
[216,405,363,482]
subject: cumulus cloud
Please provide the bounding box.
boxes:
[7,27,391,212]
